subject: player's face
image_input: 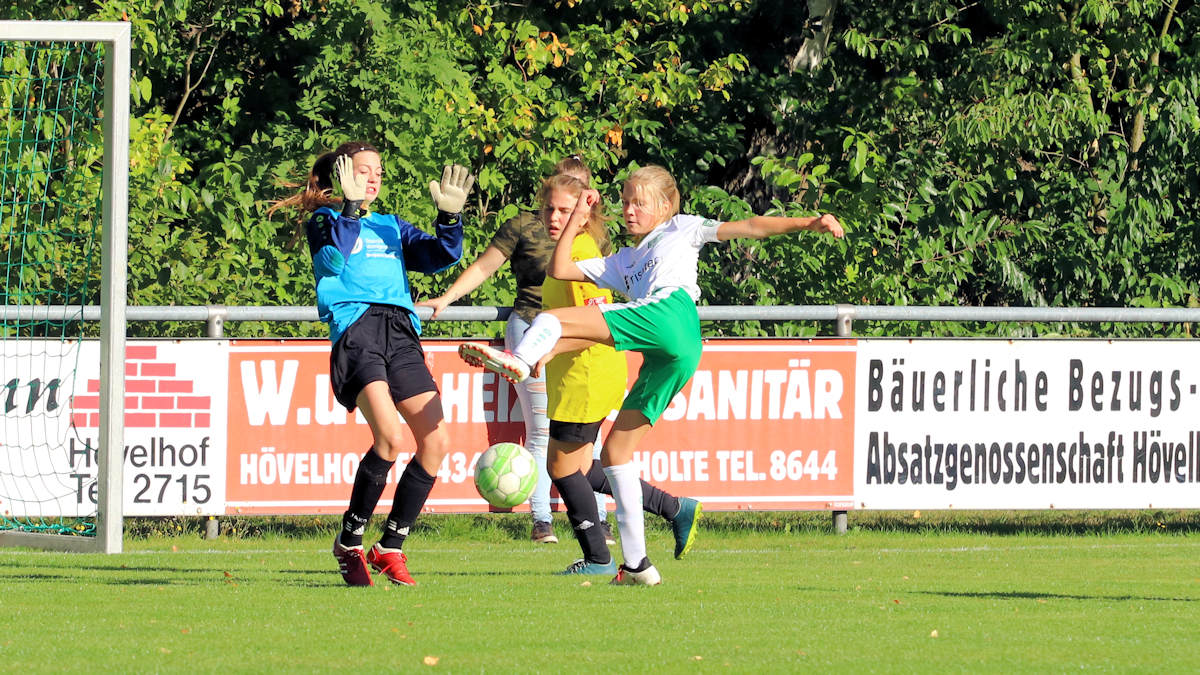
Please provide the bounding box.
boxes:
[621,182,665,237]
[543,188,579,241]
[351,151,383,206]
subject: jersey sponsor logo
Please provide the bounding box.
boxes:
[623,256,660,290]
[364,236,395,259]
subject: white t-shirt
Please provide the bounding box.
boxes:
[576,214,721,302]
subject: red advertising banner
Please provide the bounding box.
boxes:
[629,341,856,510]
[225,338,856,514]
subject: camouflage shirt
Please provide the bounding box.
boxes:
[488,210,555,323]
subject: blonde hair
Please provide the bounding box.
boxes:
[623,164,680,225]
[537,173,612,255]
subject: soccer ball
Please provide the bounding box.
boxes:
[473,442,537,509]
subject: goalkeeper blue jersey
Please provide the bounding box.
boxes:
[306,206,462,343]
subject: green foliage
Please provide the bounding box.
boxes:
[723,0,1198,336]
[2,0,1196,338]
[1,39,108,331]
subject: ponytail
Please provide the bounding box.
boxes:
[268,141,379,217]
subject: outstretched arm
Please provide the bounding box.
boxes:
[416,246,508,318]
[400,162,477,274]
[546,189,599,282]
[716,213,845,241]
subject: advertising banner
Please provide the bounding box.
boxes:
[631,340,856,512]
[225,338,857,514]
[8,336,1198,517]
[226,340,523,514]
[1,340,226,517]
[853,339,1200,509]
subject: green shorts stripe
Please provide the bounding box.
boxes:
[600,288,702,424]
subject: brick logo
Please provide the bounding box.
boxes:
[71,345,212,429]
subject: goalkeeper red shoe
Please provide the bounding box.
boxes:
[367,543,416,586]
[332,539,374,587]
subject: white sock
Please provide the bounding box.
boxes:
[512,313,562,367]
[603,462,647,568]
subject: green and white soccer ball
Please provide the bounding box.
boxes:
[473,442,537,509]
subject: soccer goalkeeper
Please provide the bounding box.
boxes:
[273,142,473,586]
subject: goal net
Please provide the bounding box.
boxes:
[0,21,129,553]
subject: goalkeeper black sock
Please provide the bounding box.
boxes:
[339,448,394,548]
[552,471,611,564]
[378,459,437,551]
[585,459,679,521]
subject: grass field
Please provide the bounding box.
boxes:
[2,511,1199,672]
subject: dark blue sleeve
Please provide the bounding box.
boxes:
[305,208,361,261]
[397,214,463,274]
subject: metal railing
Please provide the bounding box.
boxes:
[10,304,1200,339]
[7,303,1198,536]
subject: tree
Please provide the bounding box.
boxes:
[3,0,1195,339]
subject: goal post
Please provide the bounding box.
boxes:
[0,20,128,553]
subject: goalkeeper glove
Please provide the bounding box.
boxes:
[334,154,368,219]
[428,164,475,222]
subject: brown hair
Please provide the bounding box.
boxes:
[537,173,612,255]
[268,141,379,217]
[552,154,591,186]
[623,164,680,225]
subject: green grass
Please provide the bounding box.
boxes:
[2,512,1199,672]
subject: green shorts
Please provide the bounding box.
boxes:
[599,288,702,424]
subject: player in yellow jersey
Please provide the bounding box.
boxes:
[533,174,701,576]
[420,156,605,545]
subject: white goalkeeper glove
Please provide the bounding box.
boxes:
[428,164,475,220]
[334,154,368,218]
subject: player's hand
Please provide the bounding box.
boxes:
[429,164,475,214]
[334,154,367,202]
[581,188,600,208]
[816,213,845,239]
[531,352,554,379]
[415,294,452,319]
[564,188,599,235]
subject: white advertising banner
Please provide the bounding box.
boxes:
[3,340,91,518]
[1,340,227,517]
[853,339,1200,509]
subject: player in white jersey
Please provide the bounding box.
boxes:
[459,165,844,585]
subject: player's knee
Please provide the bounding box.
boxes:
[372,430,409,461]
[414,426,451,463]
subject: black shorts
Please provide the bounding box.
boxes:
[330,304,437,411]
[548,419,604,444]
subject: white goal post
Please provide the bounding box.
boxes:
[0,20,129,553]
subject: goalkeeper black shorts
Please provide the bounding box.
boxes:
[329,304,437,411]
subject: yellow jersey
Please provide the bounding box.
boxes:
[542,233,627,423]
